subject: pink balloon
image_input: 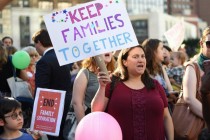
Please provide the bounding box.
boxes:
[75,112,122,140]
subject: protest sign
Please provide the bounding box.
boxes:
[164,19,185,51]
[44,0,138,66]
[30,88,66,136]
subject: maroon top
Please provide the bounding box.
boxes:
[105,80,168,140]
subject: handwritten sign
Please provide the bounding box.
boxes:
[44,0,138,66]
[164,19,185,51]
[30,88,66,136]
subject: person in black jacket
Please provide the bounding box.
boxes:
[199,60,210,139]
[32,29,72,140]
[200,60,210,131]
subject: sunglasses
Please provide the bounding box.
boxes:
[4,111,23,120]
[205,41,210,48]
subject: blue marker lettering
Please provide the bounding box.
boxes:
[83,43,91,53]
[72,46,80,58]
[58,48,69,61]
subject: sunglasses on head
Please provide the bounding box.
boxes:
[30,54,38,57]
[205,41,210,48]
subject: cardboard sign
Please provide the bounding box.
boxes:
[164,20,185,51]
[44,0,138,66]
[30,88,66,136]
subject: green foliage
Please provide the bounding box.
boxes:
[183,38,200,59]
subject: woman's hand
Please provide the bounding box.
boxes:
[97,72,111,87]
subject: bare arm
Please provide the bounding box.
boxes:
[169,78,181,89]
[164,108,174,140]
[72,70,88,122]
[91,72,110,112]
[20,69,29,81]
[183,65,203,118]
[162,66,173,92]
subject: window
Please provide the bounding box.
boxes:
[0,24,2,33]
[18,0,30,7]
[40,20,46,29]
[131,20,148,43]
[57,2,72,9]
[23,0,30,7]
[19,16,30,47]
[38,1,53,10]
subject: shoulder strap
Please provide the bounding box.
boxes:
[109,75,119,99]
[193,62,202,101]
[105,75,119,112]
[193,62,200,92]
[84,68,89,81]
[181,62,201,101]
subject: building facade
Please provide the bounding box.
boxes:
[197,0,210,26]
[167,0,198,16]
[0,0,207,49]
[0,0,90,48]
[125,0,167,14]
[130,11,197,43]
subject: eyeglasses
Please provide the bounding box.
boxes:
[4,111,23,120]
[30,54,38,58]
[205,41,210,48]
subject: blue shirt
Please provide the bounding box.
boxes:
[0,132,33,140]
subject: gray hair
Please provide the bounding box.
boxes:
[22,46,38,55]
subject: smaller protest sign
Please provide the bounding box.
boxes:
[30,88,66,136]
[164,19,185,51]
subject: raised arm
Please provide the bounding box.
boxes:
[91,72,110,112]
[162,65,173,92]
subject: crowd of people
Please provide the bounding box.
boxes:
[0,26,210,140]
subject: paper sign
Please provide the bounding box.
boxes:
[44,0,138,66]
[164,19,185,51]
[30,88,66,136]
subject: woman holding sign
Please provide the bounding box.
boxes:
[91,45,174,140]
[71,52,115,122]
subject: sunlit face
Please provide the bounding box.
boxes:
[202,34,210,58]
[155,42,164,63]
[2,108,24,131]
[101,52,113,64]
[29,51,39,65]
[3,38,12,47]
[123,47,146,76]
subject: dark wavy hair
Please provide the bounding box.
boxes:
[0,97,21,134]
[113,45,155,89]
[142,39,162,76]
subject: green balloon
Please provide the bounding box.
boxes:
[12,51,30,69]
